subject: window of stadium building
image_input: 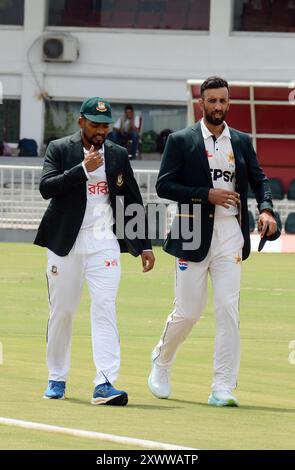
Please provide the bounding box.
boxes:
[0,99,20,143]
[233,0,295,33]
[47,0,210,31]
[0,0,24,25]
[44,100,186,151]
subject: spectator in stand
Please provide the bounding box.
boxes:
[109,105,141,160]
[0,140,13,156]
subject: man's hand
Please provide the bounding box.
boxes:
[141,251,155,273]
[83,145,104,172]
[258,211,277,238]
[208,188,240,208]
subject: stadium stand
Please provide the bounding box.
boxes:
[240,0,295,33]
[248,210,255,232]
[269,0,295,32]
[269,178,285,200]
[284,212,295,234]
[136,0,164,29]
[62,0,92,26]
[287,179,295,200]
[161,0,188,30]
[111,0,137,28]
[186,0,210,30]
[242,0,271,31]
[274,211,282,231]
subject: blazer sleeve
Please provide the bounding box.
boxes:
[244,136,274,214]
[156,133,210,204]
[39,141,87,200]
[123,152,152,251]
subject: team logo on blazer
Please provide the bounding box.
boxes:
[116,171,124,188]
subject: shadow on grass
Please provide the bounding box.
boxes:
[169,398,295,413]
[65,398,180,411]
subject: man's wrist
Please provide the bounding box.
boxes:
[261,209,273,216]
[81,161,89,179]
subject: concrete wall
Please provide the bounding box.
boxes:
[0,0,295,148]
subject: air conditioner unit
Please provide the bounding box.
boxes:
[42,35,79,63]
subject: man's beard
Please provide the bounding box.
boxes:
[204,109,228,126]
[83,130,105,149]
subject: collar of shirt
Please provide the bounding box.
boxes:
[200,118,231,141]
[83,144,105,155]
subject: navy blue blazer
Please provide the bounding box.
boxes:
[156,121,273,262]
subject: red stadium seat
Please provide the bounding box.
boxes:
[186,0,210,30]
[287,180,295,200]
[136,0,164,29]
[285,212,295,234]
[268,178,285,200]
[111,0,137,28]
[161,0,189,30]
[241,0,271,31]
[269,0,295,32]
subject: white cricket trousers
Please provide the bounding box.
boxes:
[46,247,121,386]
[153,216,244,393]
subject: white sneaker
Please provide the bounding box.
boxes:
[208,390,239,407]
[148,362,171,399]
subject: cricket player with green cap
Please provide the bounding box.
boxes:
[35,97,155,405]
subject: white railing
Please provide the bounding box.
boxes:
[248,198,295,227]
[0,165,171,230]
[1,165,294,231]
[0,165,47,229]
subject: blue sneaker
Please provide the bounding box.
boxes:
[91,381,128,406]
[43,380,66,399]
[208,391,239,407]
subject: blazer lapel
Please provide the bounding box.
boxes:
[191,121,212,186]
[230,128,245,226]
[104,140,117,187]
[229,129,243,187]
[69,131,84,164]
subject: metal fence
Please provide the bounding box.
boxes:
[0,165,294,232]
[0,165,47,229]
[0,165,174,232]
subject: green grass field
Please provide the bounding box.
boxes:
[0,243,295,450]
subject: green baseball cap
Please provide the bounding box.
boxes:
[80,97,114,123]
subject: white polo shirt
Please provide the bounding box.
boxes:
[201,118,238,219]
